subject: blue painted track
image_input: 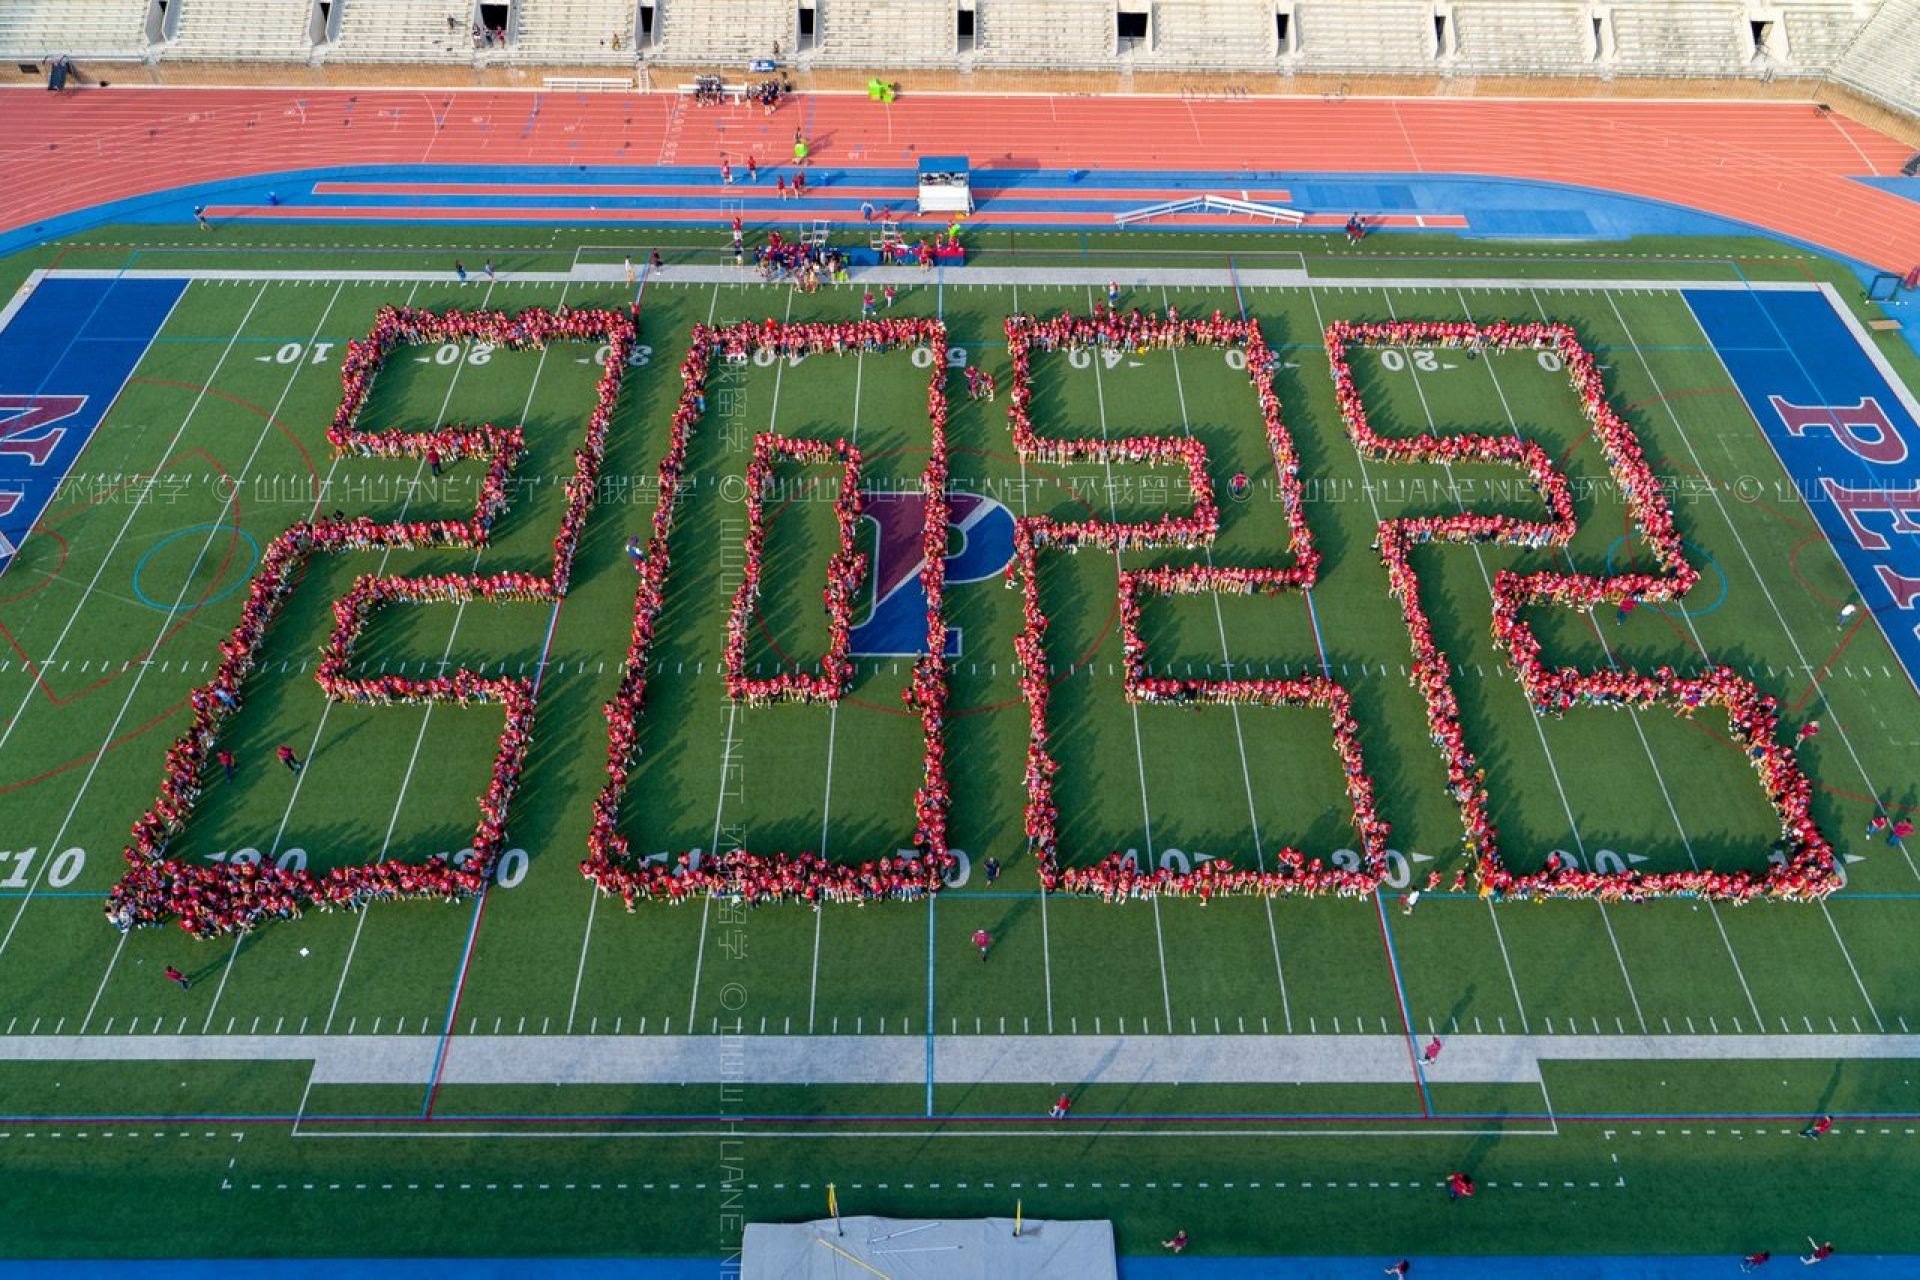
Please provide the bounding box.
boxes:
[1685,286,1920,691]
[0,275,187,576]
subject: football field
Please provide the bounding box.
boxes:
[0,226,1918,1260]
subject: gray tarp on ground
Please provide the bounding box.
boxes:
[742,1215,1117,1280]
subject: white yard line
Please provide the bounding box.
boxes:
[243,281,515,1035]
[0,281,194,759]
[1598,288,1895,1026]
[808,348,863,1035]
[1466,286,1765,1032]
[0,284,274,965]
[1379,288,1653,1035]
[689,286,793,1033]
[1002,286,1057,1035]
[1161,293,1292,1033]
[76,932,128,1035]
[1085,287,1173,1035]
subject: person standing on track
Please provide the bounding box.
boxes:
[721,156,733,186]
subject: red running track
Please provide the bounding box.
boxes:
[1,87,1915,269]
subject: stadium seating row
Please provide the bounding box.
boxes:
[0,0,1910,106]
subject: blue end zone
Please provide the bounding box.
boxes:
[1683,286,1920,691]
[0,275,186,575]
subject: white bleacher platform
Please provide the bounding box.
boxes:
[1454,1,1597,73]
[974,0,1112,66]
[656,0,792,63]
[1833,0,1920,112]
[1607,1,1748,76]
[813,0,957,65]
[1142,0,1275,67]
[1777,0,1878,69]
[1290,0,1438,71]
[164,0,318,62]
[0,0,153,61]
[329,0,476,63]
[510,0,638,64]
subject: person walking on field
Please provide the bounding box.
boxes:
[276,745,302,773]
[1801,1114,1833,1140]
[164,965,191,991]
[217,749,235,782]
[970,928,991,960]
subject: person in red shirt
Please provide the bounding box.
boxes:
[1867,814,1890,839]
[1161,1230,1187,1253]
[276,745,301,773]
[216,749,235,782]
[1802,1240,1833,1264]
[164,965,190,991]
[1385,1264,1411,1278]
[1801,1114,1833,1140]
[1739,1250,1770,1272]
[1615,594,1639,625]
[1446,1171,1475,1201]
[1892,820,1915,844]
[1798,720,1820,741]
[1049,1092,1071,1119]
[970,928,991,960]
[1422,1036,1442,1063]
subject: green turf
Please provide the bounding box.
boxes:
[0,224,1916,1259]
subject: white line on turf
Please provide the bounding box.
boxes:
[0,283,273,968]
[0,280,194,761]
[809,347,863,1035]
[1380,287,1651,1035]
[217,278,507,1034]
[689,285,794,1033]
[1086,286,1173,1035]
[1609,289,1895,1023]
[1161,286,1292,1033]
[1467,286,1765,1032]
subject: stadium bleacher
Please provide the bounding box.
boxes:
[658,0,793,63]
[509,0,639,64]
[813,0,957,65]
[0,0,153,62]
[1833,0,1920,112]
[973,0,1112,67]
[164,0,320,62]
[329,0,478,63]
[0,0,1910,121]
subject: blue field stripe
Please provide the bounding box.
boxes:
[1683,285,1920,692]
[0,275,187,576]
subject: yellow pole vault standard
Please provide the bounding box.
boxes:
[1014,1199,1023,1237]
[828,1182,841,1236]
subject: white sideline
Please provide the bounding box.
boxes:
[0,1032,1916,1088]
